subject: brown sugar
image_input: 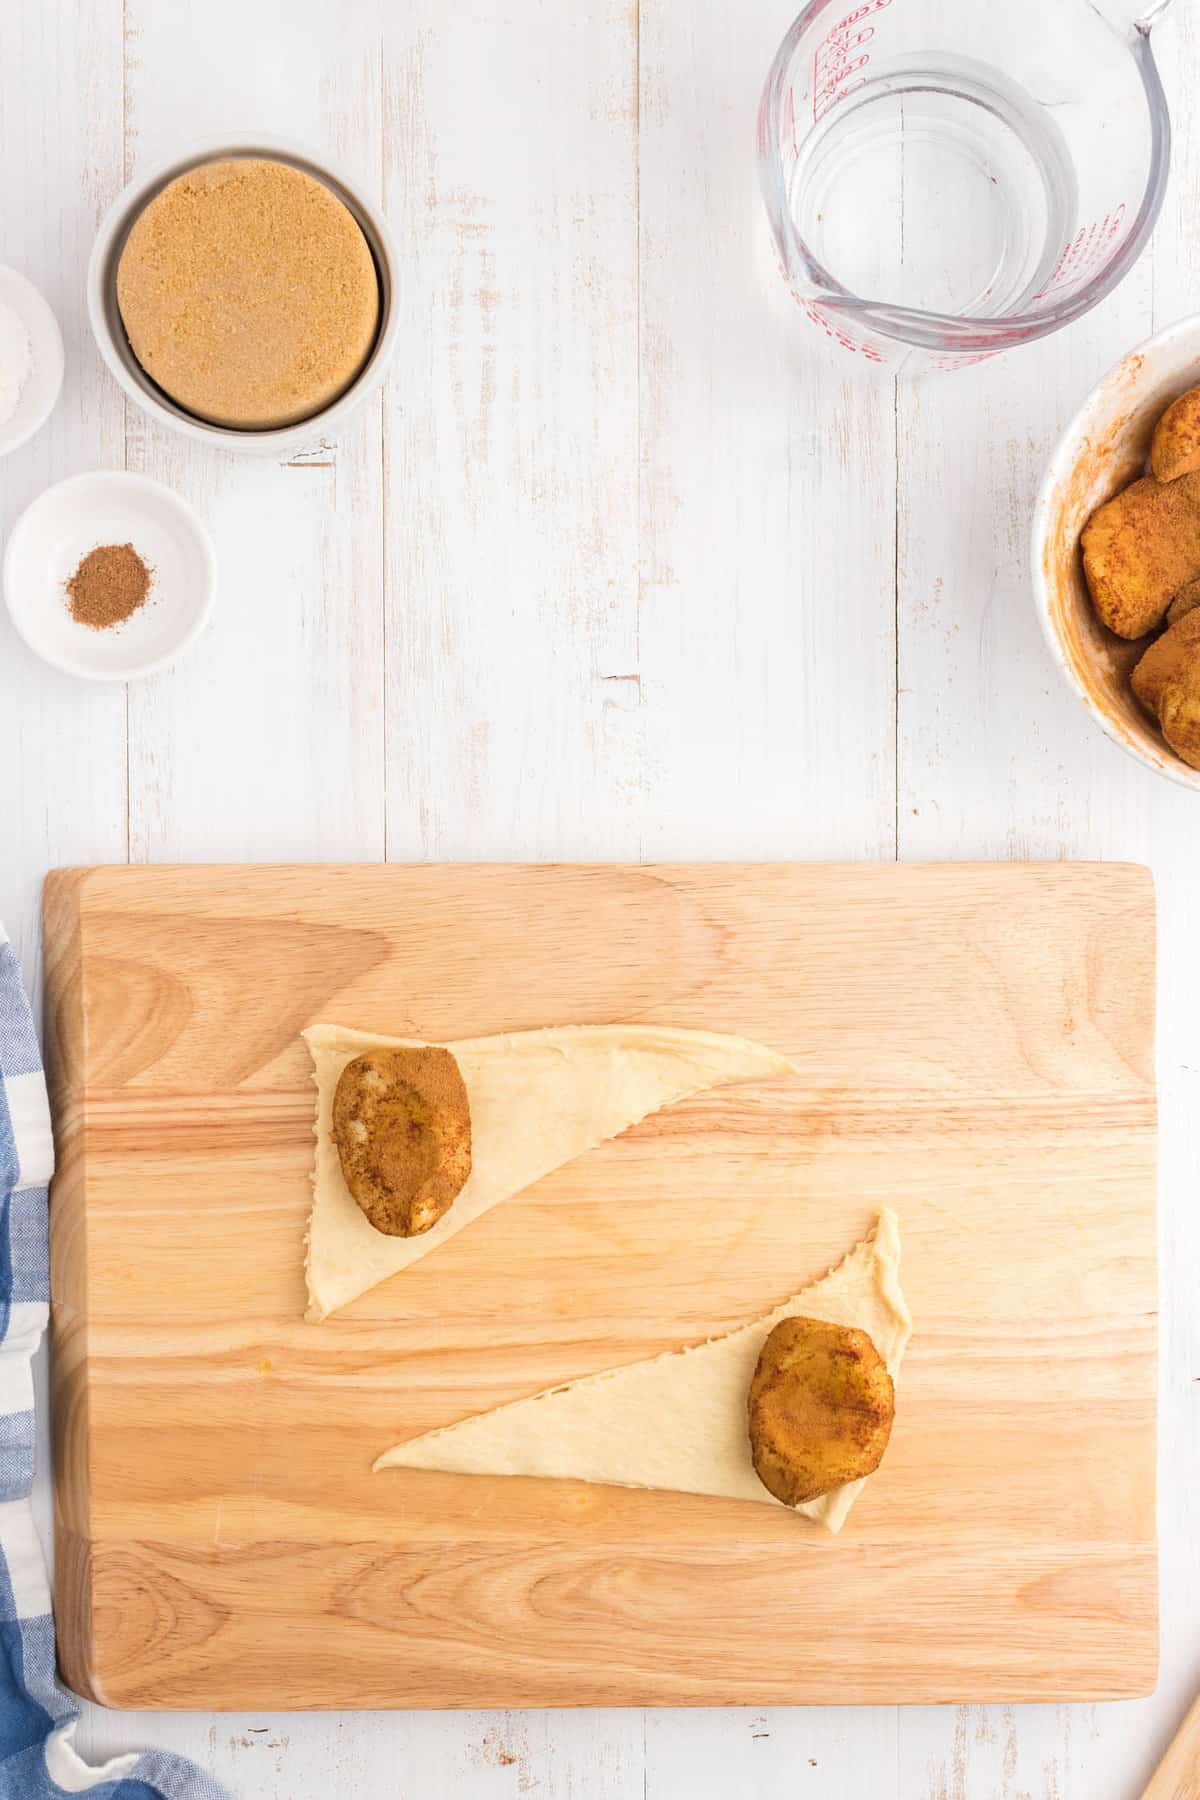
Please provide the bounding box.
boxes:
[65,543,153,631]
[116,157,380,430]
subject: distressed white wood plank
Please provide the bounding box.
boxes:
[71,1,645,1791]
[893,10,1195,1799]
[0,0,126,994]
[380,0,641,860]
[77,1708,647,1799]
[121,0,386,863]
[636,0,898,863]
[645,1706,898,1800]
[635,1,898,1787]
[894,297,1168,1800]
[0,0,127,1712]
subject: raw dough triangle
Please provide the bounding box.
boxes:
[304,1022,795,1321]
[375,1209,911,1532]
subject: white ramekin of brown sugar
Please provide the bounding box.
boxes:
[87,135,400,457]
[1033,313,1200,791]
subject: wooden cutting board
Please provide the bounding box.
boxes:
[43,862,1157,1710]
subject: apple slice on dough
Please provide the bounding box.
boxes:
[375,1209,911,1533]
[304,1022,796,1321]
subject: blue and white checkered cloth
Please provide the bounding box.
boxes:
[0,925,231,1799]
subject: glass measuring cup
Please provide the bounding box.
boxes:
[758,0,1176,370]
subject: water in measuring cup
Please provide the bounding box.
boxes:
[787,57,1077,318]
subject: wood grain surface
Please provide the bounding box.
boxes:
[44,861,1156,1712]
[1142,1689,1200,1800]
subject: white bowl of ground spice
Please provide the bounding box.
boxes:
[88,137,399,455]
[0,267,64,457]
[3,471,215,681]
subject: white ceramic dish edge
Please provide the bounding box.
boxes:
[0,267,65,457]
[1032,312,1200,793]
[86,133,399,457]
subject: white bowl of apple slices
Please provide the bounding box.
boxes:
[1033,314,1200,791]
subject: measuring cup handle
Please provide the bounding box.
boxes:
[1092,0,1177,28]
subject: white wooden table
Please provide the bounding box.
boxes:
[2,2,1198,1795]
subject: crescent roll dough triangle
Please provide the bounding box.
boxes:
[304,1022,795,1321]
[375,1209,911,1532]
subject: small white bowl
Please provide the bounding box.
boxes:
[3,471,216,681]
[1033,314,1200,791]
[0,267,65,457]
[87,135,399,457]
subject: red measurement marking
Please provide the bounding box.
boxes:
[785,84,798,158]
[811,0,894,122]
[1032,204,1128,302]
[797,296,887,362]
[931,349,1001,372]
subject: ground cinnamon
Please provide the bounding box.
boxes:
[65,543,153,630]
